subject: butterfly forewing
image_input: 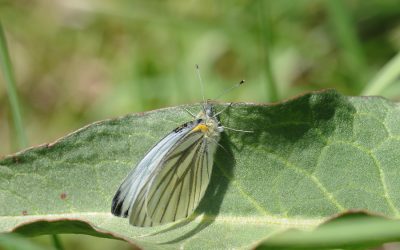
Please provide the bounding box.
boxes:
[111,122,196,219]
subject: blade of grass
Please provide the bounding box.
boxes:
[326,0,368,93]
[0,21,27,149]
[51,235,64,250]
[0,21,63,250]
[362,51,400,96]
[257,0,279,102]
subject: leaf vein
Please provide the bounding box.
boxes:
[259,146,345,212]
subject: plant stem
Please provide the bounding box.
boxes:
[362,52,400,96]
[51,235,64,250]
[0,21,27,149]
[257,0,278,102]
[326,0,368,93]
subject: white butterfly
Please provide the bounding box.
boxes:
[111,103,223,227]
[111,63,246,227]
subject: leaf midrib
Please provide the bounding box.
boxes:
[0,212,324,228]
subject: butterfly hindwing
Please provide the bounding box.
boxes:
[144,134,217,226]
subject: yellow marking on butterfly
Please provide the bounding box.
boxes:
[192,124,208,133]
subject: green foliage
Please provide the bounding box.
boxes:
[1,90,400,249]
[1,1,400,249]
[0,233,48,250]
[1,0,400,155]
[258,213,400,250]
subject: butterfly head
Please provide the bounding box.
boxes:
[192,104,223,137]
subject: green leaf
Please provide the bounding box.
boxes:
[1,89,400,249]
[257,212,400,250]
[0,233,49,250]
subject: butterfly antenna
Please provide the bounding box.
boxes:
[214,80,245,100]
[195,64,207,111]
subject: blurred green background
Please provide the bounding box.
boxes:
[1,0,400,249]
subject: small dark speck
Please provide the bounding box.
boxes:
[60,193,67,200]
[22,210,28,216]
[13,156,19,163]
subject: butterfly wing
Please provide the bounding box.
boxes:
[138,133,218,226]
[111,122,196,218]
[112,118,219,227]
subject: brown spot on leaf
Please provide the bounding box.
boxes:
[60,192,67,200]
[22,210,28,216]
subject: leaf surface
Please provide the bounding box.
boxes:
[1,89,400,249]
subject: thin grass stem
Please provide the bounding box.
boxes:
[362,52,400,96]
[0,21,27,149]
[326,0,368,93]
[257,0,279,102]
